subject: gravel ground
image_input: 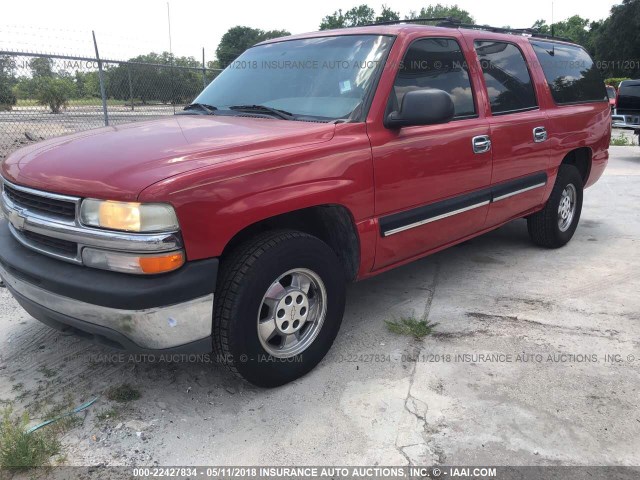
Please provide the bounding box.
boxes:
[0,146,638,471]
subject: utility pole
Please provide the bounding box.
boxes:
[92,31,109,126]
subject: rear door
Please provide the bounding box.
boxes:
[466,36,550,227]
[368,35,492,269]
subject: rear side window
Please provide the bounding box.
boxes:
[394,38,476,118]
[530,40,607,105]
[474,41,537,114]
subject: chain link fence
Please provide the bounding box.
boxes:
[0,51,222,159]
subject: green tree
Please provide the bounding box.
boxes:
[375,4,400,23]
[215,27,290,68]
[0,82,16,110]
[531,16,601,52]
[320,4,376,29]
[73,71,100,99]
[35,76,74,113]
[594,0,640,77]
[407,4,474,23]
[29,57,54,78]
[320,10,347,29]
[105,52,208,105]
[0,56,17,110]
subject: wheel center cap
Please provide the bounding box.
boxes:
[274,288,310,334]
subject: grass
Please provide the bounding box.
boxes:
[16,98,130,107]
[0,407,60,471]
[610,132,636,146]
[105,384,141,403]
[41,395,83,434]
[15,98,172,108]
[385,316,438,339]
[96,408,120,422]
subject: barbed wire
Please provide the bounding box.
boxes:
[0,25,204,62]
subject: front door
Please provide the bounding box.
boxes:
[368,36,492,269]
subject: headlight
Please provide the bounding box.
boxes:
[80,199,179,232]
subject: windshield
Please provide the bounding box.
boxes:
[606,86,616,99]
[192,35,393,121]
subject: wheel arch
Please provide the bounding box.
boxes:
[221,204,361,282]
[560,146,592,184]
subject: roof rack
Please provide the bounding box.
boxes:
[365,17,575,44]
[368,17,460,26]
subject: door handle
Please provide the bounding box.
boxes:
[533,126,547,143]
[472,135,491,154]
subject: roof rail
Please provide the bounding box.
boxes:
[365,17,461,26]
[364,18,575,44]
[453,23,575,43]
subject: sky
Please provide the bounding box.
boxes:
[0,0,621,61]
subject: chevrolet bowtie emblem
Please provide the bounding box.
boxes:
[8,210,26,231]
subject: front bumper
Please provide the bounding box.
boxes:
[0,220,217,352]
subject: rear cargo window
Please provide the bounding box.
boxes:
[617,82,640,111]
[393,38,476,118]
[474,41,537,115]
[530,40,607,105]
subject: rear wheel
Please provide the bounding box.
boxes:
[213,230,346,387]
[527,165,583,248]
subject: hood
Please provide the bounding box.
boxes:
[2,115,335,200]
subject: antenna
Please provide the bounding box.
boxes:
[167,2,173,56]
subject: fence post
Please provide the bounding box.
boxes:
[127,65,134,111]
[92,31,109,126]
[202,47,206,89]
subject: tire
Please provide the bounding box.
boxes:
[527,164,583,248]
[212,230,346,387]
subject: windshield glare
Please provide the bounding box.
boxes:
[193,35,393,120]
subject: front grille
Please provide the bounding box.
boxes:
[3,184,76,219]
[21,230,78,256]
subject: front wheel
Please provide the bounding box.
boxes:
[212,230,346,387]
[527,164,584,248]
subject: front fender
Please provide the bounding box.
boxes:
[138,124,374,261]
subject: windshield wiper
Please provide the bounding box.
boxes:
[228,104,294,120]
[182,103,218,114]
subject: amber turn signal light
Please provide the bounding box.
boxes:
[138,252,185,274]
[82,248,185,275]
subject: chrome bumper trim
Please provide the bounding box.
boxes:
[612,115,640,129]
[0,262,213,350]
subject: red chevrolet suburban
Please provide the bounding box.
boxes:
[0,21,610,387]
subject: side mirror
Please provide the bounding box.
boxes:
[385,89,455,129]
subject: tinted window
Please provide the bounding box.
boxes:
[393,38,475,118]
[530,40,607,105]
[194,35,393,120]
[617,81,640,111]
[474,41,537,114]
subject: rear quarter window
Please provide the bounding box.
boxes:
[530,40,607,105]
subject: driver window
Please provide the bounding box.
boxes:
[393,38,476,118]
